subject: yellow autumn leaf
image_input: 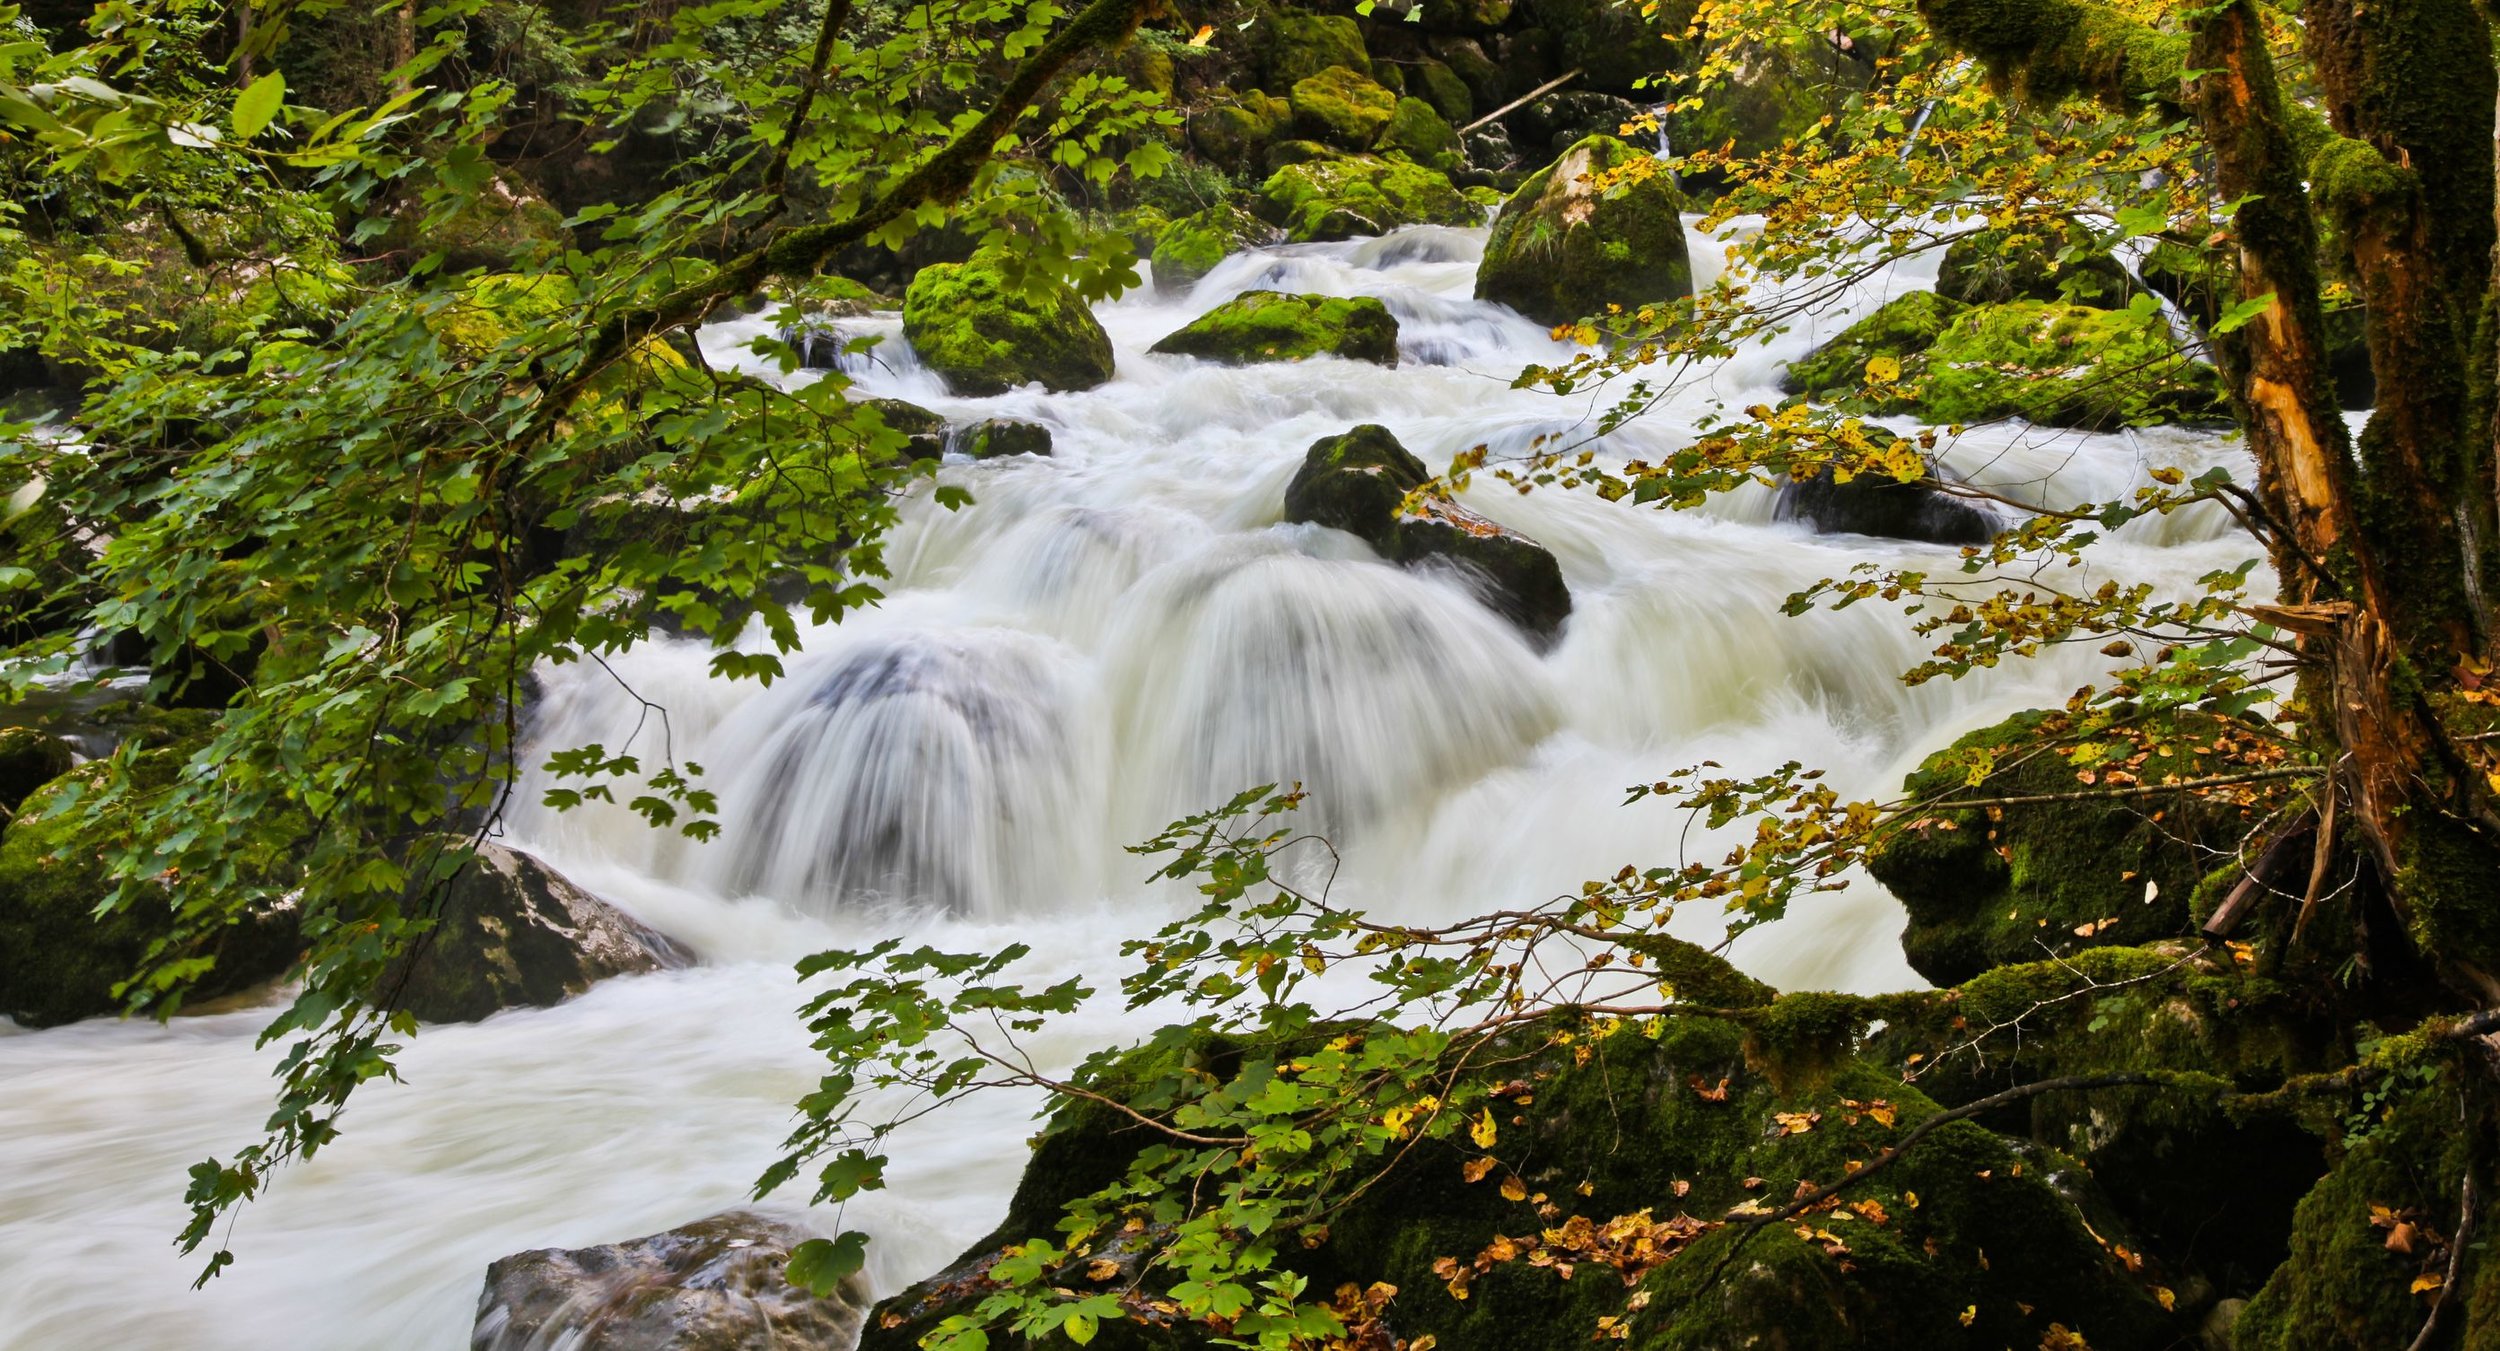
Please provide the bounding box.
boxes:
[1471,1108,1498,1148]
[1461,1157,1496,1183]
[1500,1176,1528,1201]
[1187,24,1214,45]
[2412,1272,2445,1294]
[2154,1285,2175,1311]
[1957,1305,1977,1327]
[1864,354,1902,384]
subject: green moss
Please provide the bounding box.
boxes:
[1257,155,1480,243]
[1782,290,1969,396]
[1281,424,1429,537]
[955,418,1052,460]
[900,253,1115,396]
[1411,60,1475,124]
[1262,11,1371,87]
[1378,97,1462,172]
[0,743,298,1027]
[1934,226,2133,308]
[1474,135,1693,327]
[1867,709,2276,984]
[1743,990,1871,1093]
[1288,66,1398,149]
[1149,203,1273,291]
[1853,300,2227,430]
[1149,290,1400,366]
[1186,93,1291,173]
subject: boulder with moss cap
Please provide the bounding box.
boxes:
[1258,155,1481,243]
[1151,291,1400,367]
[1290,66,1399,149]
[1150,203,1275,291]
[901,253,1116,396]
[1474,134,1693,327]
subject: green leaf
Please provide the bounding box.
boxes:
[1064,1313,1098,1345]
[787,1231,869,1295]
[231,71,284,140]
[2210,291,2277,336]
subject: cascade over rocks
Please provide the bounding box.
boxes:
[1150,291,1400,367]
[378,841,688,1024]
[473,1210,870,1351]
[1283,425,1571,645]
[901,254,1116,396]
[1149,203,1275,291]
[1474,135,1693,328]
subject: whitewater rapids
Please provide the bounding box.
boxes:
[0,219,2257,1349]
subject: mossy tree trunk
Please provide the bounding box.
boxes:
[1919,0,2500,994]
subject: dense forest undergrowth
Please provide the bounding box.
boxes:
[5,0,2500,1346]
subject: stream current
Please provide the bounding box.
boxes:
[0,219,2257,1348]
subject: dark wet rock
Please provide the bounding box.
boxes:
[863,398,949,462]
[379,841,688,1024]
[1283,425,1572,645]
[1935,227,2134,309]
[901,253,1115,396]
[473,1209,870,1351]
[1,739,299,1028]
[954,419,1054,459]
[0,725,74,816]
[1773,450,1997,547]
[1476,134,1692,328]
[1509,89,1645,160]
[1150,291,1400,367]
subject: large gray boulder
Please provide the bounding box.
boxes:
[473,1210,870,1351]
[379,842,688,1024]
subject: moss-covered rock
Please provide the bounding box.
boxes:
[1935,228,2133,309]
[954,418,1054,460]
[1290,66,1399,149]
[0,725,74,816]
[0,745,300,1028]
[1475,135,1693,328]
[1868,709,2282,986]
[1149,203,1276,292]
[864,999,2181,1351]
[1257,155,1481,242]
[378,842,688,1024]
[1377,96,1463,172]
[1789,296,2229,429]
[1781,291,1970,396]
[1187,93,1293,174]
[1419,0,1513,31]
[1150,291,1400,366]
[1261,11,1372,87]
[901,254,1116,396]
[1410,59,1476,124]
[1521,0,1680,93]
[1283,425,1572,645]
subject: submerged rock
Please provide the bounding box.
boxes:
[954,418,1053,459]
[1257,155,1481,243]
[1773,445,1997,547]
[378,841,687,1024]
[1150,291,1400,367]
[1148,203,1274,292]
[1283,425,1572,645]
[901,254,1115,396]
[474,1209,870,1351]
[1475,134,1693,328]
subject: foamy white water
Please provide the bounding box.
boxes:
[0,219,2258,1349]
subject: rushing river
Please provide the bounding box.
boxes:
[0,220,2256,1348]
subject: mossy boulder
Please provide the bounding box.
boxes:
[1187,93,1292,174]
[1782,290,1969,396]
[1418,0,1513,31]
[1262,11,1371,87]
[901,255,1116,396]
[954,418,1053,459]
[1149,203,1276,292]
[377,841,688,1024]
[1411,60,1476,124]
[863,994,2181,1351]
[1475,135,1693,328]
[1283,425,1572,645]
[1867,709,2280,986]
[0,725,74,815]
[1935,228,2133,309]
[862,397,949,462]
[1290,66,1399,149]
[1789,296,2229,429]
[0,745,300,1028]
[1377,96,1463,171]
[1257,155,1481,243]
[1150,291,1400,367]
